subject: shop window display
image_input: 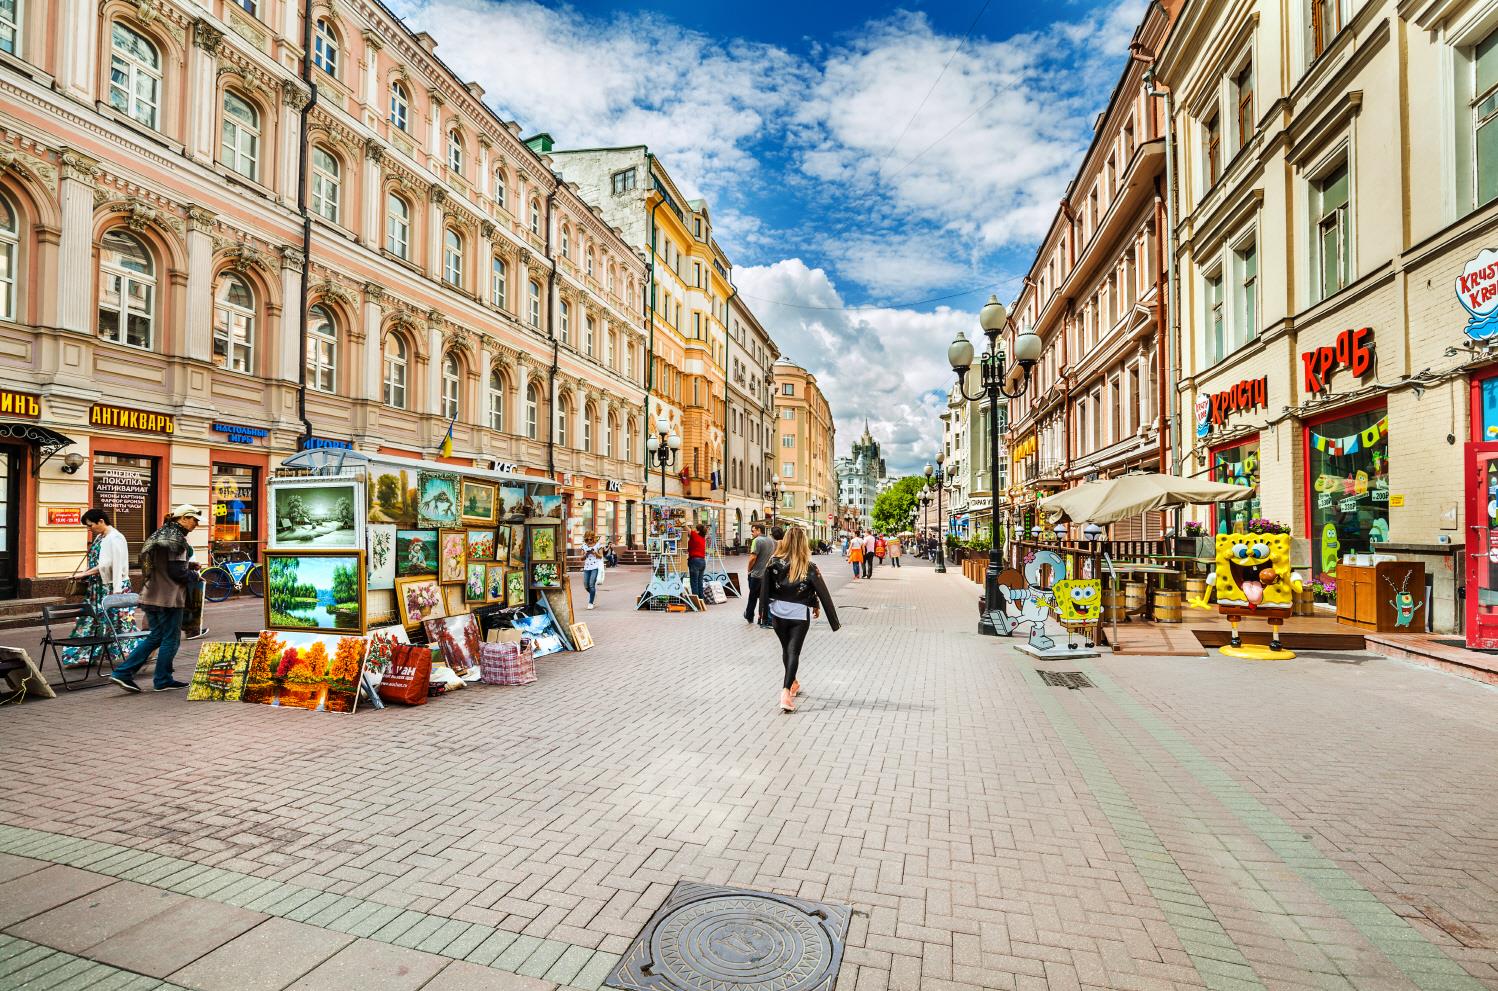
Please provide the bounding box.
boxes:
[92,453,157,559]
[1307,406,1389,580]
[1212,440,1260,533]
[211,464,258,557]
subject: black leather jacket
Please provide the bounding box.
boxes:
[759,559,841,631]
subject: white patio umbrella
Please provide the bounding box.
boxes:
[1039,472,1253,525]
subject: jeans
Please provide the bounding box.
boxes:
[112,606,183,688]
[744,574,767,623]
[851,560,861,579]
[583,567,600,604]
[861,559,873,578]
[771,615,809,689]
[688,557,706,599]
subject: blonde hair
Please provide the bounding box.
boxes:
[781,526,812,584]
[584,531,597,544]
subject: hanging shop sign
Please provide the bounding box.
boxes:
[1456,248,1498,341]
[0,389,41,419]
[90,404,174,435]
[606,480,623,493]
[301,435,352,450]
[212,422,268,445]
[46,507,82,526]
[1301,327,1374,394]
[1202,376,1268,430]
[1011,434,1037,460]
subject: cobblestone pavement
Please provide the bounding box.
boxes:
[2,558,1497,991]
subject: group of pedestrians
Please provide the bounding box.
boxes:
[843,530,902,580]
[742,522,841,713]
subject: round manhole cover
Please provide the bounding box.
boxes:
[608,883,851,991]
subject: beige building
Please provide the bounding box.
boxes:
[1156,0,1498,632]
[771,359,836,543]
[0,0,648,597]
[724,293,778,544]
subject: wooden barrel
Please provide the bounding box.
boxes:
[1184,578,1206,603]
[1124,581,1147,612]
[1101,589,1128,623]
[1293,586,1315,616]
[1154,590,1183,623]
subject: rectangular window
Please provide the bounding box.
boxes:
[491,258,507,309]
[781,435,794,448]
[782,462,793,478]
[1311,0,1345,60]
[781,383,793,396]
[1476,28,1498,207]
[1315,162,1350,300]
[210,463,258,556]
[1206,271,1225,365]
[1234,238,1257,349]
[1204,112,1222,186]
[1235,63,1255,149]
[1306,404,1389,580]
[611,168,637,194]
[0,0,14,54]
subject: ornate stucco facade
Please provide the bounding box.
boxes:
[772,359,836,543]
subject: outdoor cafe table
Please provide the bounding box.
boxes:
[1104,561,1181,621]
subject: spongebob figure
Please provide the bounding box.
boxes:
[1200,533,1304,659]
[1051,578,1101,649]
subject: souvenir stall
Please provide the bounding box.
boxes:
[179,449,592,715]
[636,497,735,611]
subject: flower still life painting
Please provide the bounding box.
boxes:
[438,529,467,584]
[531,562,561,589]
[466,528,496,561]
[465,562,488,603]
[395,576,447,629]
[505,568,527,607]
[367,523,396,591]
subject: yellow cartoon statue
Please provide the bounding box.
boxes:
[1199,533,1304,660]
[1051,578,1101,649]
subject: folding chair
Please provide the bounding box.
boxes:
[98,593,149,671]
[39,603,115,691]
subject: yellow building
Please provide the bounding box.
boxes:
[772,360,836,542]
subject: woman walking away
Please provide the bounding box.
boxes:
[761,526,840,713]
[847,531,864,582]
[581,531,608,609]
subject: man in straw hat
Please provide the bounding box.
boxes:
[108,505,202,693]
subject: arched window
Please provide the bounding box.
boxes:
[490,257,507,309]
[447,129,463,174]
[605,412,616,459]
[607,329,617,369]
[98,230,154,349]
[494,169,507,210]
[389,80,409,132]
[1,0,18,54]
[560,224,570,258]
[443,228,463,287]
[220,91,259,180]
[556,394,569,447]
[525,383,538,439]
[109,23,160,129]
[529,198,540,236]
[311,146,340,222]
[0,195,15,321]
[528,280,541,328]
[586,248,595,277]
[442,352,461,420]
[307,305,337,392]
[583,402,595,453]
[627,418,637,462]
[212,274,255,372]
[558,300,569,344]
[584,315,595,357]
[383,333,407,408]
[312,18,338,76]
[386,193,409,259]
[488,369,505,431]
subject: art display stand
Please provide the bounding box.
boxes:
[637,499,698,612]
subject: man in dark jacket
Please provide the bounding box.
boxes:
[108,520,193,693]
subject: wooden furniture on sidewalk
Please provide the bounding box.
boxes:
[1335,562,1426,632]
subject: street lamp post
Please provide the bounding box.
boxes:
[762,478,780,528]
[947,294,1042,636]
[807,497,821,542]
[923,455,948,574]
[918,490,932,555]
[645,416,681,501]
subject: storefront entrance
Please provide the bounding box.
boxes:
[1304,401,1390,581]
[1465,442,1498,648]
[210,462,260,559]
[0,446,20,599]
[93,452,160,560]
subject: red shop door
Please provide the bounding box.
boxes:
[1466,442,1498,648]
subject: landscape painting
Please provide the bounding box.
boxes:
[494,525,514,566]
[367,523,396,591]
[243,630,369,714]
[418,471,461,528]
[423,613,482,676]
[265,551,366,634]
[270,479,363,549]
[368,466,418,525]
[396,529,438,577]
[186,641,256,701]
[532,493,563,520]
[499,484,527,521]
[461,480,497,524]
[438,529,467,584]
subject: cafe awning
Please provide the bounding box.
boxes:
[0,422,76,473]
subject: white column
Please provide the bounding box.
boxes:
[362,286,385,402]
[516,361,530,436]
[427,325,443,415]
[428,186,446,281]
[279,248,305,384]
[184,208,215,363]
[362,32,381,107]
[56,0,97,101]
[187,22,222,164]
[428,92,444,159]
[55,152,98,335]
[575,389,587,455]
[478,348,492,429]
[278,82,305,207]
[362,142,383,250]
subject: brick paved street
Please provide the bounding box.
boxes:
[2,558,1498,991]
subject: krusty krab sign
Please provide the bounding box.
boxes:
[1457,248,1498,340]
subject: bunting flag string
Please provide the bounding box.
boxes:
[1311,415,1387,457]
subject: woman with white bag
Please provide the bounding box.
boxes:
[581,531,609,609]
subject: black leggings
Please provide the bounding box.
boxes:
[771,615,809,690]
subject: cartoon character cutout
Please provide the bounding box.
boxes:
[1051,579,1101,625]
[1207,533,1302,616]
[1320,524,1341,575]
[1385,572,1424,628]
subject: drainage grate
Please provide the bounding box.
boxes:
[1037,670,1094,690]
[607,882,851,991]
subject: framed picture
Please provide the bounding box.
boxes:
[513,611,564,657]
[505,568,527,607]
[569,622,594,651]
[498,484,528,522]
[243,630,370,714]
[367,523,396,591]
[368,466,418,525]
[494,525,514,566]
[460,479,498,525]
[187,641,256,701]
[423,613,483,676]
[442,583,466,615]
[264,550,366,635]
[531,561,561,589]
[466,528,496,562]
[395,575,447,629]
[532,493,563,520]
[437,529,467,584]
[486,563,508,603]
[395,529,438,577]
[417,470,461,528]
[364,624,410,680]
[464,562,488,603]
[269,477,364,550]
[529,525,558,563]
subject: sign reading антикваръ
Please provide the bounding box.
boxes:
[1457,247,1498,341]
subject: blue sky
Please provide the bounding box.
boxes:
[385,0,1146,473]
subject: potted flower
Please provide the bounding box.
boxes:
[1245,518,1290,535]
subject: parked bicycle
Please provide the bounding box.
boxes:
[200,545,264,602]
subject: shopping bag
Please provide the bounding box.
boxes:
[479,640,536,685]
[377,644,432,705]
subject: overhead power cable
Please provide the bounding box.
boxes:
[875,0,995,171]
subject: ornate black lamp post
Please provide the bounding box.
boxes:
[923,455,948,574]
[807,497,821,541]
[645,416,680,501]
[948,294,1042,636]
[918,490,933,556]
[762,478,780,528]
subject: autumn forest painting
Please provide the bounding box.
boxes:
[243,631,369,713]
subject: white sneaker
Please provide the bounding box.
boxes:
[587,603,595,610]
